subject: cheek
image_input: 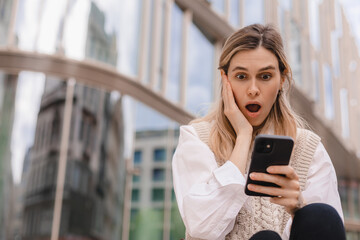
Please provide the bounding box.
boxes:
[232,91,244,107]
[228,83,242,104]
[264,87,280,107]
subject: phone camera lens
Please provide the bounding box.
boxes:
[255,140,273,153]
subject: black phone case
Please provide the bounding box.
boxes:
[244,134,294,197]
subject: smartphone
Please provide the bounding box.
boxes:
[244,134,294,197]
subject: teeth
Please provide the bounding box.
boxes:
[246,104,260,112]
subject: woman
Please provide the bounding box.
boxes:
[172,24,345,240]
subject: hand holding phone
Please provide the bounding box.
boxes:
[245,134,294,197]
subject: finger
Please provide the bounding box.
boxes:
[267,166,299,180]
[222,77,238,116]
[221,74,230,108]
[222,77,234,105]
[250,172,300,190]
[247,184,299,198]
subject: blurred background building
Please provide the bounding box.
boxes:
[0,0,360,239]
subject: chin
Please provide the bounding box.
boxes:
[251,120,266,129]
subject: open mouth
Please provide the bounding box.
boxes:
[246,104,261,113]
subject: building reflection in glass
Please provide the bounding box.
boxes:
[22,1,126,239]
[21,76,126,239]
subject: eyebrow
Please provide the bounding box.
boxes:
[230,65,276,72]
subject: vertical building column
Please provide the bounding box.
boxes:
[264,0,278,25]
[138,0,151,83]
[121,157,135,240]
[224,0,231,22]
[51,78,75,240]
[150,0,163,89]
[7,0,19,48]
[239,0,245,28]
[179,10,192,109]
[163,125,175,240]
[160,0,174,97]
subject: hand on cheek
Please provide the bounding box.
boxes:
[221,72,252,136]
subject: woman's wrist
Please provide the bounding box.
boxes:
[291,193,306,218]
[236,128,253,141]
[231,133,252,173]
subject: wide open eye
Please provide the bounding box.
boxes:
[235,74,247,80]
[261,73,272,80]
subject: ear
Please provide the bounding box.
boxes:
[279,76,285,89]
[220,69,226,78]
[220,69,227,79]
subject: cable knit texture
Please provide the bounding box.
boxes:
[185,121,320,240]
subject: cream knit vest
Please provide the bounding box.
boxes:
[186,121,321,240]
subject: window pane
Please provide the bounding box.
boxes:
[0,0,13,46]
[208,0,225,15]
[308,0,321,50]
[229,0,240,27]
[152,188,165,202]
[8,72,56,238]
[152,168,165,181]
[244,0,264,26]
[132,189,140,202]
[131,102,181,239]
[154,148,166,162]
[59,82,127,239]
[117,0,142,76]
[187,22,214,116]
[331,31,341,78]
[167,3,183,103]
[134,150,142,164]
[290,20,302,86]
[133,174,141,183]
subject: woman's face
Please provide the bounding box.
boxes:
[224,46,284,127]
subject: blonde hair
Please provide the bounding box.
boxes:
[192,24,307,163]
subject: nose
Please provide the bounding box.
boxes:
[247,80,260,97]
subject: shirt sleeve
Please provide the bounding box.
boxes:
[282,142,344,239]
[172,125,249,239]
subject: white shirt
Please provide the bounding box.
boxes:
[172,125,344,240]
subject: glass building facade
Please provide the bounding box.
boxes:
[1,0,360,239]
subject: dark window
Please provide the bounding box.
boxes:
[152,168,165,181]
[132,175,140,183]
[152,188,164,202]
[130,208,139,219]
[51,111,60,144]
[132,189,140,202]
[153,148,166,162]
[134,151,142,164]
